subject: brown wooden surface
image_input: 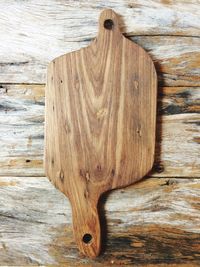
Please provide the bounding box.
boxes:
[45,9,157,258]
[0,1,200,266]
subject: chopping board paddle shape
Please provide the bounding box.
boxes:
[45,9,157,258]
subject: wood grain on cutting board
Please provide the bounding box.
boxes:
[45,9,157,257]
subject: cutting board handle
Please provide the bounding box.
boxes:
[97,9,122,40]
[70,189,101,258]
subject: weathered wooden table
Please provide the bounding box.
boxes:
[0,1,199,266]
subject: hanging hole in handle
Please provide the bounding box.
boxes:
[104,19,114,30]
[82,233,93,244]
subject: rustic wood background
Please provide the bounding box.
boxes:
[0,1,199,266]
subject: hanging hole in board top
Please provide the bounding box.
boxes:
[104,19,114,30]
[82,233,93,244]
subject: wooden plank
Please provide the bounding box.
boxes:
[0,84,44,176]
[154,86,200,177]
[0,84,199,177]
[0,36,199,86]
[1,0,199,40]
[0,176,199,266]
[132,36,200,87]
[0,0,199,85]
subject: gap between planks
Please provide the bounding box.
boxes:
[0,176,199,179]
[1,83,200,88]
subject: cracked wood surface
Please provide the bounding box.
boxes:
[0,84,199,177]
[0,176,199,266]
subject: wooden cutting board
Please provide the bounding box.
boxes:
[45,9,157,258]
